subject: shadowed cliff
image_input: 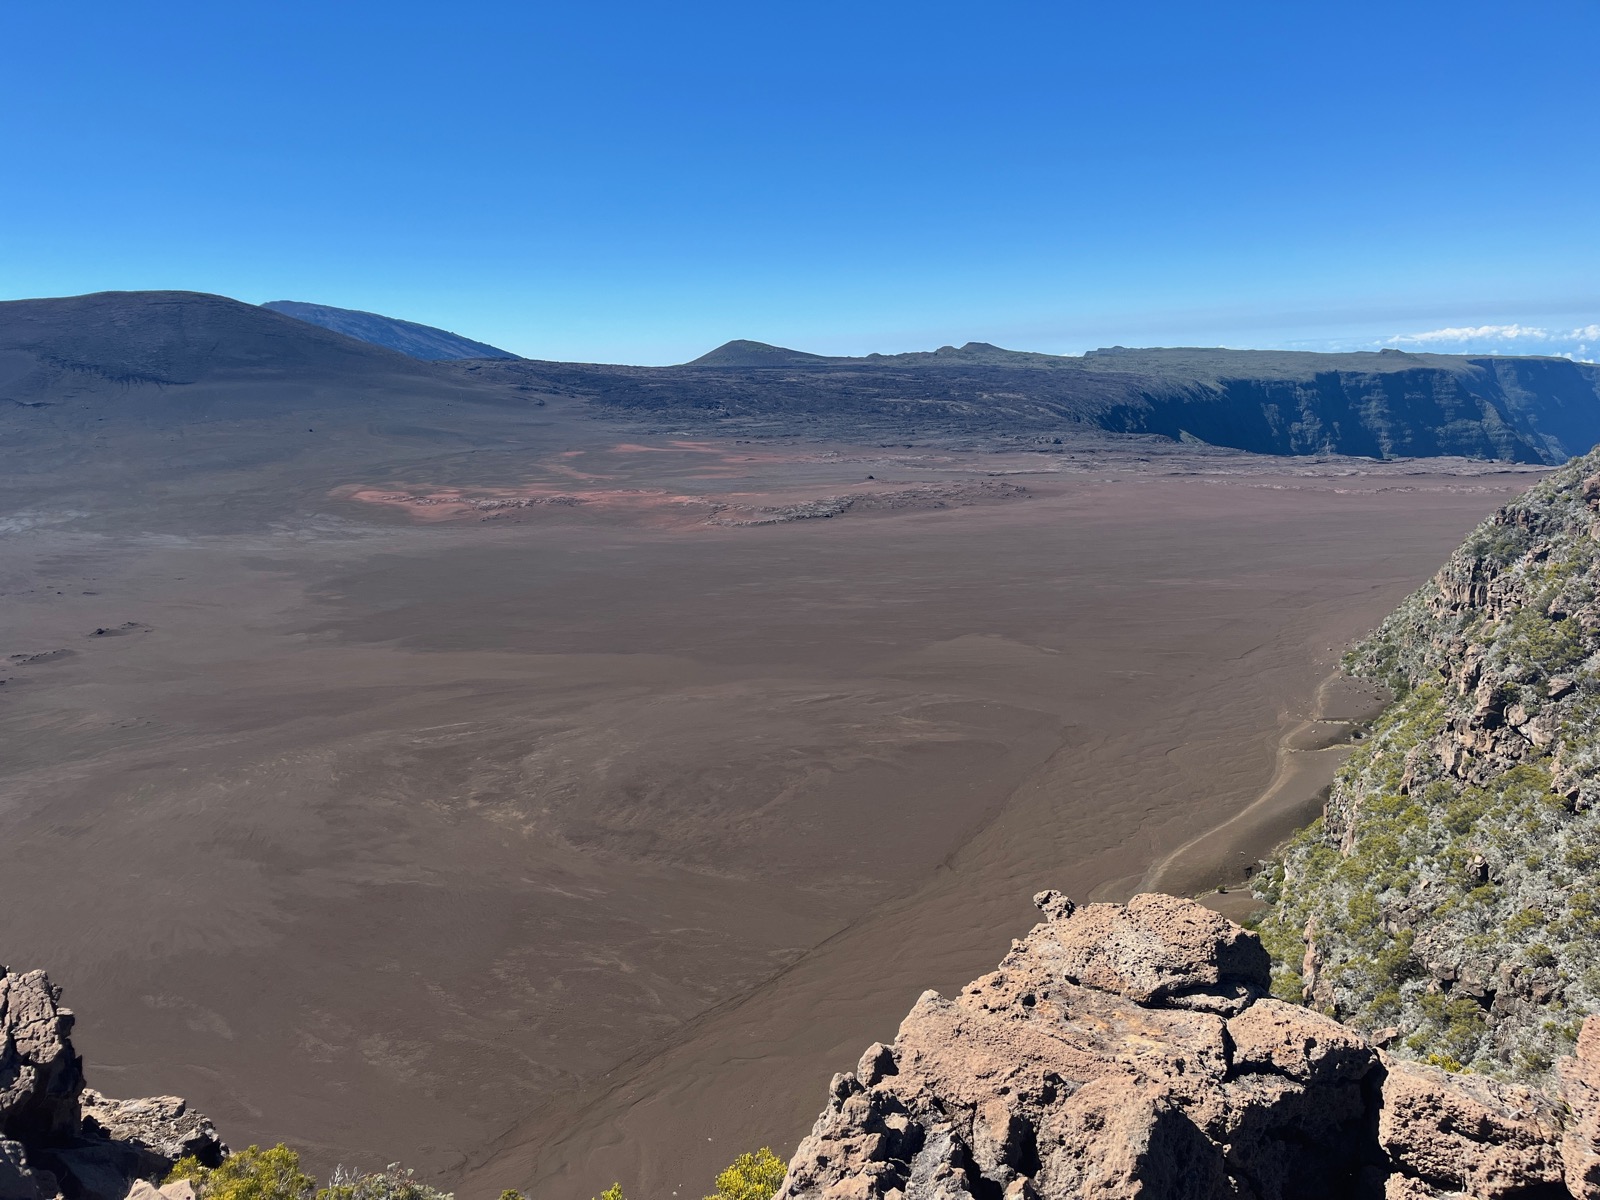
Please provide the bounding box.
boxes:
[465,341,1600,463]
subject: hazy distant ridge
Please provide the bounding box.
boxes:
[263,300,519,361]
[7,291,1600,465]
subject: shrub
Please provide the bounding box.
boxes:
[704,1149,787,1200]
[317,1164,453,1200]
[167,1145,316,1200]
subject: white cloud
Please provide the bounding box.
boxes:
[1379,323,1600,362]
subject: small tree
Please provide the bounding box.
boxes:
[166,1145,317,1200]
[705,1149,787,1200]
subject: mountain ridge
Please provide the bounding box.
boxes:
[687,337,1594,377]
[7,290,1600,465]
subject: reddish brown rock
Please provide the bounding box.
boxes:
[776,894,1374,1200]
[776,892,1596,1200]
[1377,1057,1563,1199]
[1020,892,1269,1009]
[1226,998,1373,1085]
[1561,1015,1600,1199]
[1039,1078,1226,1198]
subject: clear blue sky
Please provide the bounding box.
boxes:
[4,1,1597,363]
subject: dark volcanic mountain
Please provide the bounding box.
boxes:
[262,299,520,361]
[686,339,835,367]
[7,292,1600,480]
[0,291,545,530]
[2,289,425,386]
[460,339,1600,463]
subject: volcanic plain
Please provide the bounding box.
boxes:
[0,289,1567,1198]
[0,409,1541,1197]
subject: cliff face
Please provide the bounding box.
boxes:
[0,964,224,1200]
[778,891,1600,1200]
[1257,445,1600,1080]
[1120,357,1600,463]
[465,346,1600,463]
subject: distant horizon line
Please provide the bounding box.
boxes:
[4,286,1596,367]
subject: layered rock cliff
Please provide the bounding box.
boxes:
[1,964,224,1200]
[1256,445,1600,1080]
[471,343,1600,463]
[778,891,1600,1200]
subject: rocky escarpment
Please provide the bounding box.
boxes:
[778,891,1600,1200]
[465,343,1600,463]
[1,964,224,1200]
[1256,445,1600,1080]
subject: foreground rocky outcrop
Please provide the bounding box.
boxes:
[1,965,224,1200]
[778,891,1600,1200]
[1257,444,1600,1080]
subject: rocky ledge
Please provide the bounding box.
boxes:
[1,964,224,1200]
[779,891,1600,1200]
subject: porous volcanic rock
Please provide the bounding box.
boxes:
[777,892,1596,1200]
[0,964,225,1200]
[1023,890,1270,1011]
[1,971,84,1143]
[1377,1057,1563,1199]
[1560,1016,1600,1199]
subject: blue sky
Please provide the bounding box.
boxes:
[3,1,1597,363]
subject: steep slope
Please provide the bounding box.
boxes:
[1258,445,1600,1081]
[262,300,519,361]
[0,290,422,387]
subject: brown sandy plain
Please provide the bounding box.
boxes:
[0,423,1543,1198]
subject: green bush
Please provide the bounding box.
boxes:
[704,1149,787,1200]
[167,1145,316,1200]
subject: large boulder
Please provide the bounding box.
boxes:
[775,892,1595,1200]
[1226,999,1373,1085]
[77,1093,223,1176]
[1023,891,1270,1011]
[0,970,84,1144]
[1377,1058,1563,1199]
[0,965,225,1200]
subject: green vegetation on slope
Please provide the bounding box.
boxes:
[166,1145,789,1200]
[1257,446,1600,1081]
[704,1148,788,1200]
[168,1146,319,1200]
